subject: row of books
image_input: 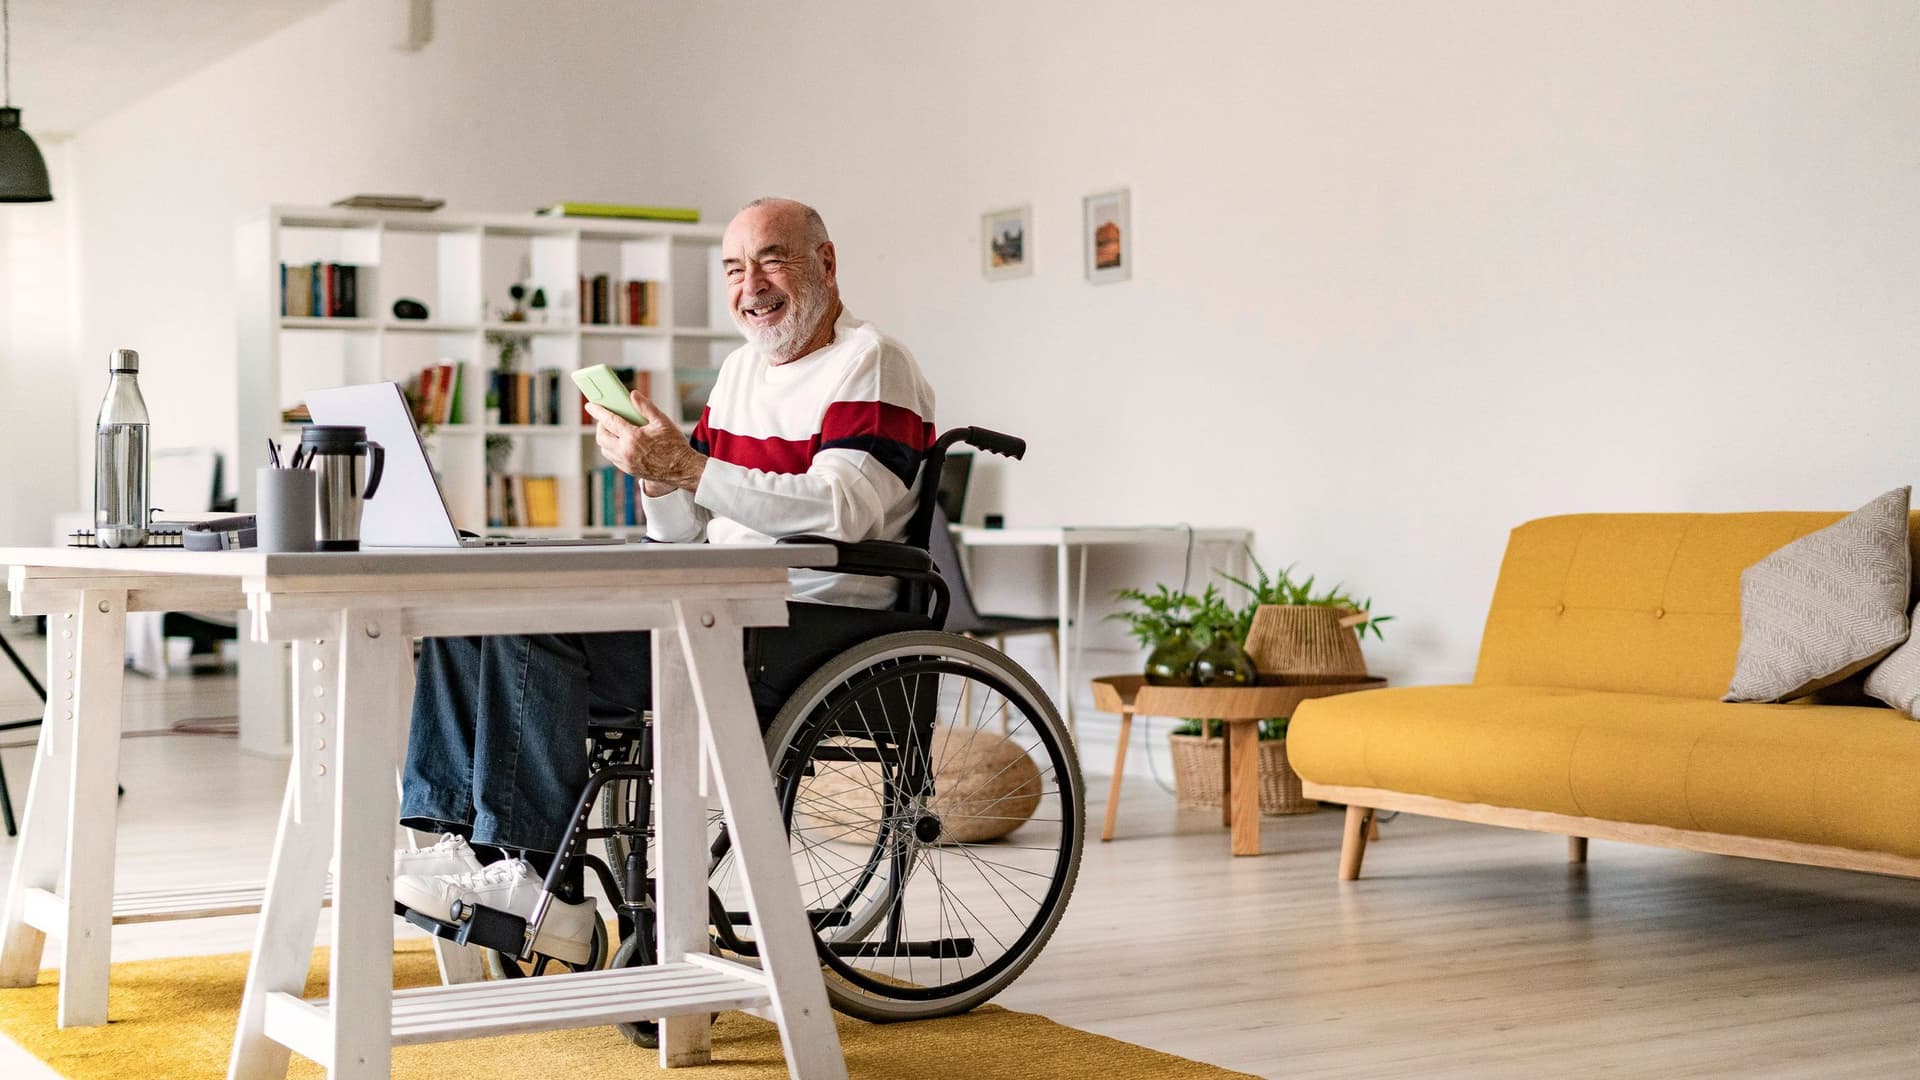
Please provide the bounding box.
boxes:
[487,473,562,528]
[281,262,361,318]
[493,368,570,427]
[582,275,661,326]
[408,362,466,426]
[588,466,648,528]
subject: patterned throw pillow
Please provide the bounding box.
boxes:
[1723,487,1912,703]
[1866,600,1920,717]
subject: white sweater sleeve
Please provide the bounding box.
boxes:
[641,486,709,542]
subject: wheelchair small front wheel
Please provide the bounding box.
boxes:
[721,631,1085,1024]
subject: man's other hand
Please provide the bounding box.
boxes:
[588,392,707,496]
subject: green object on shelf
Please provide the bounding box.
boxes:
[538,201,700,223]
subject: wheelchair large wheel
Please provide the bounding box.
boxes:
[711,631,1084,1023]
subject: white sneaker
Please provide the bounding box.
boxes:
[394,833,485,881]
[393,859,597,965]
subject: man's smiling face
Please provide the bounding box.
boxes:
[721,201,837,362]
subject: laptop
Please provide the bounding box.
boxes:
[304,382,624,548]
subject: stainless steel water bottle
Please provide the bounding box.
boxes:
[93,348,150,548]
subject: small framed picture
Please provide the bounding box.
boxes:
[981,204,1033,280]
[1082,188,1131,284]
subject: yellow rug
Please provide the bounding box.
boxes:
[0,942,1254,1079]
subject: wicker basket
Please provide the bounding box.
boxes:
[1167,727,1315,815]
[1243,605,1368,677]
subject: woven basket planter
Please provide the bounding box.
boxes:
[1167,729,1315,815]
[1243,605,1368,678]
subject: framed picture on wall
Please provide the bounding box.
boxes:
[1082,188,1130,284]
[981,204,1033,280]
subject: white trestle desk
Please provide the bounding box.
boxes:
[952,526,1255,729]
[0,544,848,1080]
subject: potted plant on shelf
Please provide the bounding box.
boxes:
[1109,556,1393,815]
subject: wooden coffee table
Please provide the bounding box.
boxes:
[1091,674,1386,855]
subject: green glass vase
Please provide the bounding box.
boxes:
[1191,630,1258,687]
[1144,628,1200,686]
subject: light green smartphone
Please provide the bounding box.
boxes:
[571,364,647,426]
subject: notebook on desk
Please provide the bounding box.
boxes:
[304,383,624,548]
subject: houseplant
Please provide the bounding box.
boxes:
[1111,555,1392,813]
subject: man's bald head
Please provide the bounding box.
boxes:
[735,197,830,248]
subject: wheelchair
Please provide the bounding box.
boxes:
[399,427,1086,1037]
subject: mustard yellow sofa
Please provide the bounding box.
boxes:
[1289,511,1920,881]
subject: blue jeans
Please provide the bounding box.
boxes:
[399,631,651,852]
[398,603,917,852]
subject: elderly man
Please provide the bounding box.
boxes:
[390,198,937,968]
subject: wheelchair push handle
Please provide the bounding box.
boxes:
[945,426,1026,461]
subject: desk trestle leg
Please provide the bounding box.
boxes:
[652,629,712,1066]
[0,616,80,991]
[675,602,848,1080]
[230,635,342,1080]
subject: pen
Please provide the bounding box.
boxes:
[268,437,282,468]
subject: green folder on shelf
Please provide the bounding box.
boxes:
[537,202,701,223]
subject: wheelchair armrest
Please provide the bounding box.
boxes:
[778,535,932,578]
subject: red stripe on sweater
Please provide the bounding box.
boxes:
[704,428,815,475]
[819,401,933,451]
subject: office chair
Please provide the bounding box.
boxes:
[926,505,1061,659]
[0,629,47,837]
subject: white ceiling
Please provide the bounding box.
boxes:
[2,0,337,137]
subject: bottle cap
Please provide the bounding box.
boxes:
[109,349,139,373]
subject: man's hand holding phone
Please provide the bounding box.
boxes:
[581,368,706,496]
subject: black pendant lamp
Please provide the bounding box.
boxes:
[0,0,51,203]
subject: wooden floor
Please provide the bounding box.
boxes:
[1,649,1918,1078]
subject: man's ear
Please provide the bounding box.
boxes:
[817,241,837,286]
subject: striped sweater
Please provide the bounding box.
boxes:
[643,309,936,608]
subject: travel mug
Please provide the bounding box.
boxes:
[257,466,317,552]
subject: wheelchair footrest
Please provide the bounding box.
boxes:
[396,901,530,956]
[827,937,976,960]
[724,908,852,929]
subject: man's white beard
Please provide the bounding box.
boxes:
[737,271,831,362]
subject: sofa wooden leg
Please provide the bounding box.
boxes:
[1568,836,1588,863]
[1340,805,1373,880]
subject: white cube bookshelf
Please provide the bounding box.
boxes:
[236,205,740,535]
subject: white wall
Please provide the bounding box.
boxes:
[0,138,79,546]
[64,0,1920,691]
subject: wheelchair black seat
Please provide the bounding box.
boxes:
[585,602,934,729]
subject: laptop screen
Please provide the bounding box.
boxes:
[303,382,465,547]
[937,451,972,523]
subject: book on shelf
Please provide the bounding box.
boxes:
[332,193,444,211]
[407,362,465,426]
[280,262,359,318]
[579,274,661,326]
[586,465,644,528]
[537,202,699,223]
[486,472,562,528]
[490,367,567,426]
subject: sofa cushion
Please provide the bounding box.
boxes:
[1723,487,1910,703]
[1475,511,1920,701]
[1289,685,1920,858]
[1865,599,1920,718]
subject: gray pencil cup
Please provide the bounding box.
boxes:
[257,467,317,553]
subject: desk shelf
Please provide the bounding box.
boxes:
[264,959,773,1063]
